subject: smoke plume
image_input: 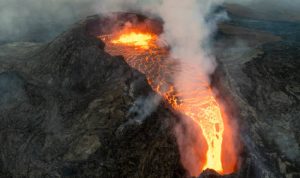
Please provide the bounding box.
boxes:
[155,1,225,175]
[128,94,161,124]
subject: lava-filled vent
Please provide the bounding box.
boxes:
[94,13,239,176]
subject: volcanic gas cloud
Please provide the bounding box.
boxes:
[97,13,239,176]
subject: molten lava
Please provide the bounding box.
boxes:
[111,32,155,49]
[99,30,237,175]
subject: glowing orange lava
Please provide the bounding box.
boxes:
[99,30,237,175]
[111,32,155,49]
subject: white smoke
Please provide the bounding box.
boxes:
[128,94,161,124]
[115,94,161,136]
[158,0,220,74]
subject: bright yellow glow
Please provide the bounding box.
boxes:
[112,32,154,49]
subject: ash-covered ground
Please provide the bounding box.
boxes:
[0,5,299,178]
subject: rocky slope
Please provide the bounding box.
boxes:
[215,31,300,178]
[0,18,185,178]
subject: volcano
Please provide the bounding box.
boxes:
[0,11,299,178]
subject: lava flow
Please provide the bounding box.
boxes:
[99,29,237,175]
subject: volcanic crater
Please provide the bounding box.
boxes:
[0,11,299,178]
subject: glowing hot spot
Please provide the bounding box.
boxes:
[111,32,154,49]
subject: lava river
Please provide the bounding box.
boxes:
[99,30,238,176]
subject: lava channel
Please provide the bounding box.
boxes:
[99,29,238,176]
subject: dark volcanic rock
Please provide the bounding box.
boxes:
[0,17,185,177]
[198,169,237,178]
[215,39,300,178]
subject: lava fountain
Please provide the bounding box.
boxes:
[98,24,238,175]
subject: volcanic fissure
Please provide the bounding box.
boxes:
[95,13,239,176]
